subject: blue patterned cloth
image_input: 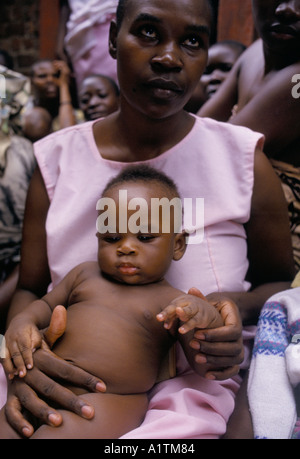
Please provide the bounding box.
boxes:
[248,288,300,439]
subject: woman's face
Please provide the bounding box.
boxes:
[110,0,211,120]
[252,0,300,53]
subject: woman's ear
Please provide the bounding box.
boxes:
[173,232,187,261]
[109,20,118,59]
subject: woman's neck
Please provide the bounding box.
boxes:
[95,104,195,163]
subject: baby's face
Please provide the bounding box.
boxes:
[96,181,186,285]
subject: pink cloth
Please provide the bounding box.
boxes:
[0,116,264,438]
[0,365,6,410]
[70,20,118,87]
[64,0,118,86]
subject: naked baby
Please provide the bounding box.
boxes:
[0,165,223,439]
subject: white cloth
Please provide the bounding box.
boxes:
[248,288,300,439]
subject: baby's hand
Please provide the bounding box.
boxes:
[2,317,42,379]
[157,293,223,335]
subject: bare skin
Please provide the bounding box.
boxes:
[199,1,300,166]
[1,180,223,439]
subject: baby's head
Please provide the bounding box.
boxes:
[96,165,186,285]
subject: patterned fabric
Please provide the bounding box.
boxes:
[0,136,36,278]
[248,288,300,439]
[0,66,35,281]
[270,159,300,272]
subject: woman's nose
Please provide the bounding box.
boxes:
[151,42,183,71]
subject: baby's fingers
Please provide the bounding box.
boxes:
[8,340,34,378]
[176,304,202,334]
[156,304,177,330]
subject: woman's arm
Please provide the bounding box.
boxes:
[0,265,19,334]
[204,147,295,325]
[7,166,51,323]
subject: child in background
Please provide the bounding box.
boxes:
[79,74,119,121]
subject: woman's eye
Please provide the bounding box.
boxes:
[139,25,158,40]
[183,36,202,49]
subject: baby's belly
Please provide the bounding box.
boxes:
[53,306,162,395]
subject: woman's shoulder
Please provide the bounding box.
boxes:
[194,114,264,144]
[34,120,96,149]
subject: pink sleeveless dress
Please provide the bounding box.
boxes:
[0,115,264,438]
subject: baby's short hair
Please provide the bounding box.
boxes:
[102,164,180,198]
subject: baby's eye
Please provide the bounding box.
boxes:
[138,234,155,242]
[103,235,121,243]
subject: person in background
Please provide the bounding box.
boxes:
[199,0,300,272]
[22,59,78,141]
[79,74,119,121]
[0,67,36,333]
[185,40,246,113]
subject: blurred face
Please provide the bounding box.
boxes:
[97,181,186,285]
[79,76,119,121]
[201,44,242,98]
[32,61,59,99]
[252,0,300,54]
[110,0,211,119]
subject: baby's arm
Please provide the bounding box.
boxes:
[3,266,79,378]
[3,299,54,378]
[157,292,223,377]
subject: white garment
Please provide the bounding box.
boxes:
[248,288,300,439]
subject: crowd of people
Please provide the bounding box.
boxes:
[0,0,299,440]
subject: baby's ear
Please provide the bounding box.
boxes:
[109,20,118,59]
[173,231,187,261]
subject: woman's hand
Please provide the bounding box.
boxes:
[4,306,106,438]
[188,288,244,380]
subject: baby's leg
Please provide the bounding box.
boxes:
[31,393,148,439]
[0,407,23,439]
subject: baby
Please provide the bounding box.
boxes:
[0,165,222,439]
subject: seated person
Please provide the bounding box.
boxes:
[79,74,119,121]
[22,59,79,139]
[0,67,36,333]
[198,0,300,271]
[0,165,223,439]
